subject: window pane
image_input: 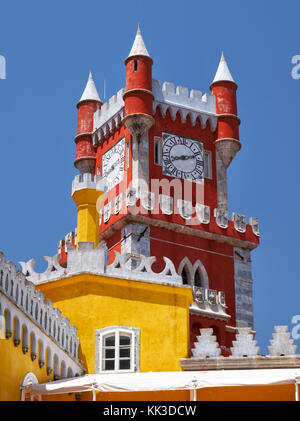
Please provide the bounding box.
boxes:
[105,348,115,358]
[120,335,131,346]
[120,347,131,358]
[119,359,131,370]
[104,359,115,371]
[105,335,115,346]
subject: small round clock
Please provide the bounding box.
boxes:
[162,133,204,183]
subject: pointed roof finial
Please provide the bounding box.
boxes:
[127,24,150,59]
[79,71,102,103]
[211,51,235,86]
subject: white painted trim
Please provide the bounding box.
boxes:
[95,326,140,374]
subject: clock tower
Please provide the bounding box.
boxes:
[68,26,260,356]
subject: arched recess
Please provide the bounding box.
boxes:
[4,308,12,338]
[13,316,21,346]
[60,360,67,379]
[178,257,209,287]
[30,332,37,361]
[53,354,60,380]
[38,340,45,368]
[178,257,193,286]
[193,260,209,288]
[67,367,74,378]
[20,372,40,401]
[46,347,53,375]
[22,324,29,354]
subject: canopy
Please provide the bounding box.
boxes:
[30,369,300,396]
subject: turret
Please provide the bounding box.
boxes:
[210,52,241,168]
[72,174,106,248]
[123,25,154,137]
[74,72,102,174]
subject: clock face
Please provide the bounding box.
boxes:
[102,138,125,190]
[162,133,204,183]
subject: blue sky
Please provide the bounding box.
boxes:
[0,0,300,354]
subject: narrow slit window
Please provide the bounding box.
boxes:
[154,137,162,165]
[125,141,130,169]
[204,150,212,179]
[134,60,138,71]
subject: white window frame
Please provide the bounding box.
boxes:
[95,326,140,374]
[204,150,212,179]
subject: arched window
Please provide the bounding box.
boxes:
[181,267,189,285]
[194,269,203,287]
[95,326,140,374]
[20,372,40,401]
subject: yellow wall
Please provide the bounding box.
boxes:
[42,384,296,401]
[0,335,52,401]
[37,274,193,374]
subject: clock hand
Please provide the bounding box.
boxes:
[171,155,195,161]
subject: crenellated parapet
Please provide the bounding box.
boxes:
[0,252,80,361]
[19,242,183,287]
[92,88,125,146]
[91,78,219,147]
[181,326,300,370]
[99,186,260,240]
[190,286,230,321]
[71,173,106,196]
[152,79,217,130]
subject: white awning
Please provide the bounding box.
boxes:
[30,369,300,396]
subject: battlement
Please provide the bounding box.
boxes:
[190,286,230,321]
[0,252,80,360]
[93,88,125,143]
[152,79,216,115]
[71,173,106,196]
[99,187,260,241]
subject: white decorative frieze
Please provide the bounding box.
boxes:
[65,232,75,252]
[230,327,260,357]
[232,213,246,233]
[193,286,205,303]
[214,208,228,229]
[191,286,230,321]
[152,79,217,131]
[126,187,137,207]
[207,289,217,306]
[196,204,210,224]
[191,328,222,358]
[267,326,297,356]
[249,217,260,237]
[159,194,173,215]
[141,191,155,211]
[103,202,112,223]
[107,252,182,285]
[177,199,193,220]
[114,193,125,215]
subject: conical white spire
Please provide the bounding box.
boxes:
[128,24,150,58]
[211,52,235,85]
[79,71,102,103]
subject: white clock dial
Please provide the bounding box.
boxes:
[162,133,204,183]
[102,138,125,190]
